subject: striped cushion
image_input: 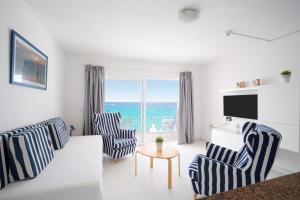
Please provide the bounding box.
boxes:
[0,124,43,186]
[38,118,68,150]
[235,146,251,169]
[8,126,54,180]
[113,138,137,149]
[94,112,121,135]
[0,137,8,189]
[206,142,239,165]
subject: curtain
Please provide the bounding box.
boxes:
[83,65,105,135]
[178,72,194,144]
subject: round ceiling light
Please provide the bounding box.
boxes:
[178,8,199,23]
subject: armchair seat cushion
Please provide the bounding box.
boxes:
[113,138,137,149]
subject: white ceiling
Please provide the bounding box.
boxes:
[25,0,300,65]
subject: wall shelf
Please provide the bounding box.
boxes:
[220,87,259,93]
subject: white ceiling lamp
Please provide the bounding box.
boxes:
[178,8,199,23]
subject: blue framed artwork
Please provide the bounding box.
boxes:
[10,30,48,90]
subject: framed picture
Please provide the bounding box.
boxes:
[10,30,48,90]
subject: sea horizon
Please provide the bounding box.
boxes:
[105,102,178,133]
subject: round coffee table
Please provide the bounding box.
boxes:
[134,144,180,189]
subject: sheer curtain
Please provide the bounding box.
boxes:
[178,72,194,144]
[83,65,105,135]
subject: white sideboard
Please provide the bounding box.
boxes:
[211,127,243,152]
[220,83,300,153]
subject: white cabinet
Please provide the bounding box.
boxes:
[211,127,243,151]
[258,83,300,152]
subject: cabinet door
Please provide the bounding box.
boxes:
[211,129,231,149]
[258,84,299,126]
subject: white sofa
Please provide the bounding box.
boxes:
[0,136,103,200]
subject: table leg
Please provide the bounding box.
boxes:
[178,153,181,177]
[135,152,138,176]
[150,157,153,169]
[168,158,172,189]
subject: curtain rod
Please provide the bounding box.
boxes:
[226,29,300,42]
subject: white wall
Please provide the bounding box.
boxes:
[0,0,66,131]
[199,33,300,172]
[64,54,202,139]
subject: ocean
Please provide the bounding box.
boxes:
[104,102,178,133]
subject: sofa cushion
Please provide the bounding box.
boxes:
[113,138,137,149]
[0,137,8,189]
[8,126,54,181]
[93,112,121,135]
[38,118,69,150]
[0,124,43,187]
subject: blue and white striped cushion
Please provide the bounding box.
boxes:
[94,112,121,135]
[8,126,54,180]
[0,125,43,186]
[0,137,8,189]
[113,138,137,149]
[38,118,68,150]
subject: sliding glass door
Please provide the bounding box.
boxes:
[105,79,178,143]
[144,80,178,143]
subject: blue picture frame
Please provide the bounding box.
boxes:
[10,30,48,90]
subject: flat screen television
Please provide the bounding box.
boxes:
[223,95,258,120]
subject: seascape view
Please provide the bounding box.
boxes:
[105,102,178,133]
[105,79,179,140]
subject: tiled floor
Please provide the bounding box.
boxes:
[102,141,286,200]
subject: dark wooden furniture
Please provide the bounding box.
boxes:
[203,172,300,200]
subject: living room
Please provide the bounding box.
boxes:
[0,0,300,200]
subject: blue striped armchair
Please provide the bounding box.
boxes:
[93,112,137,159]
[189,122,282,197]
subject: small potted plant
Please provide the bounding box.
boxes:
[281,70,291,83]
[155,136,164,152]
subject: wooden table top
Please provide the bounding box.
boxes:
[137,144,179,159]
[203,172,300,200]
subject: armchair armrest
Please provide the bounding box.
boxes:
[206,142,239,165]
[118,129,136,139]
[101,134,115,147]
[196,154,245,196]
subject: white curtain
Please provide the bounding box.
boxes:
[83,65,105,135]
[178,72,194,144]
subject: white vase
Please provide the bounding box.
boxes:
[156,142,163,152]
[281,75,291,83]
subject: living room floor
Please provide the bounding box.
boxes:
[102,141,286,200]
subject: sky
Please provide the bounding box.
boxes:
[105,79,179,102]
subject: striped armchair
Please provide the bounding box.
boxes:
[189,122,282,197]
[93,112,137,159]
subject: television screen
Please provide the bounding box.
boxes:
[223,95,258,120]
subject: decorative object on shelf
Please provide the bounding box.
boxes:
[280,70,291,83]
[155,136,164,152]
[226,116,232,122]
[10,30,48,90]
[236,82,240,88]
[252,79,261,86]
[239,81,246,88]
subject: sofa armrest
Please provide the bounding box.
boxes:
[196,154,245,196]
[118,129,136,139]
[206,142,239,165]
